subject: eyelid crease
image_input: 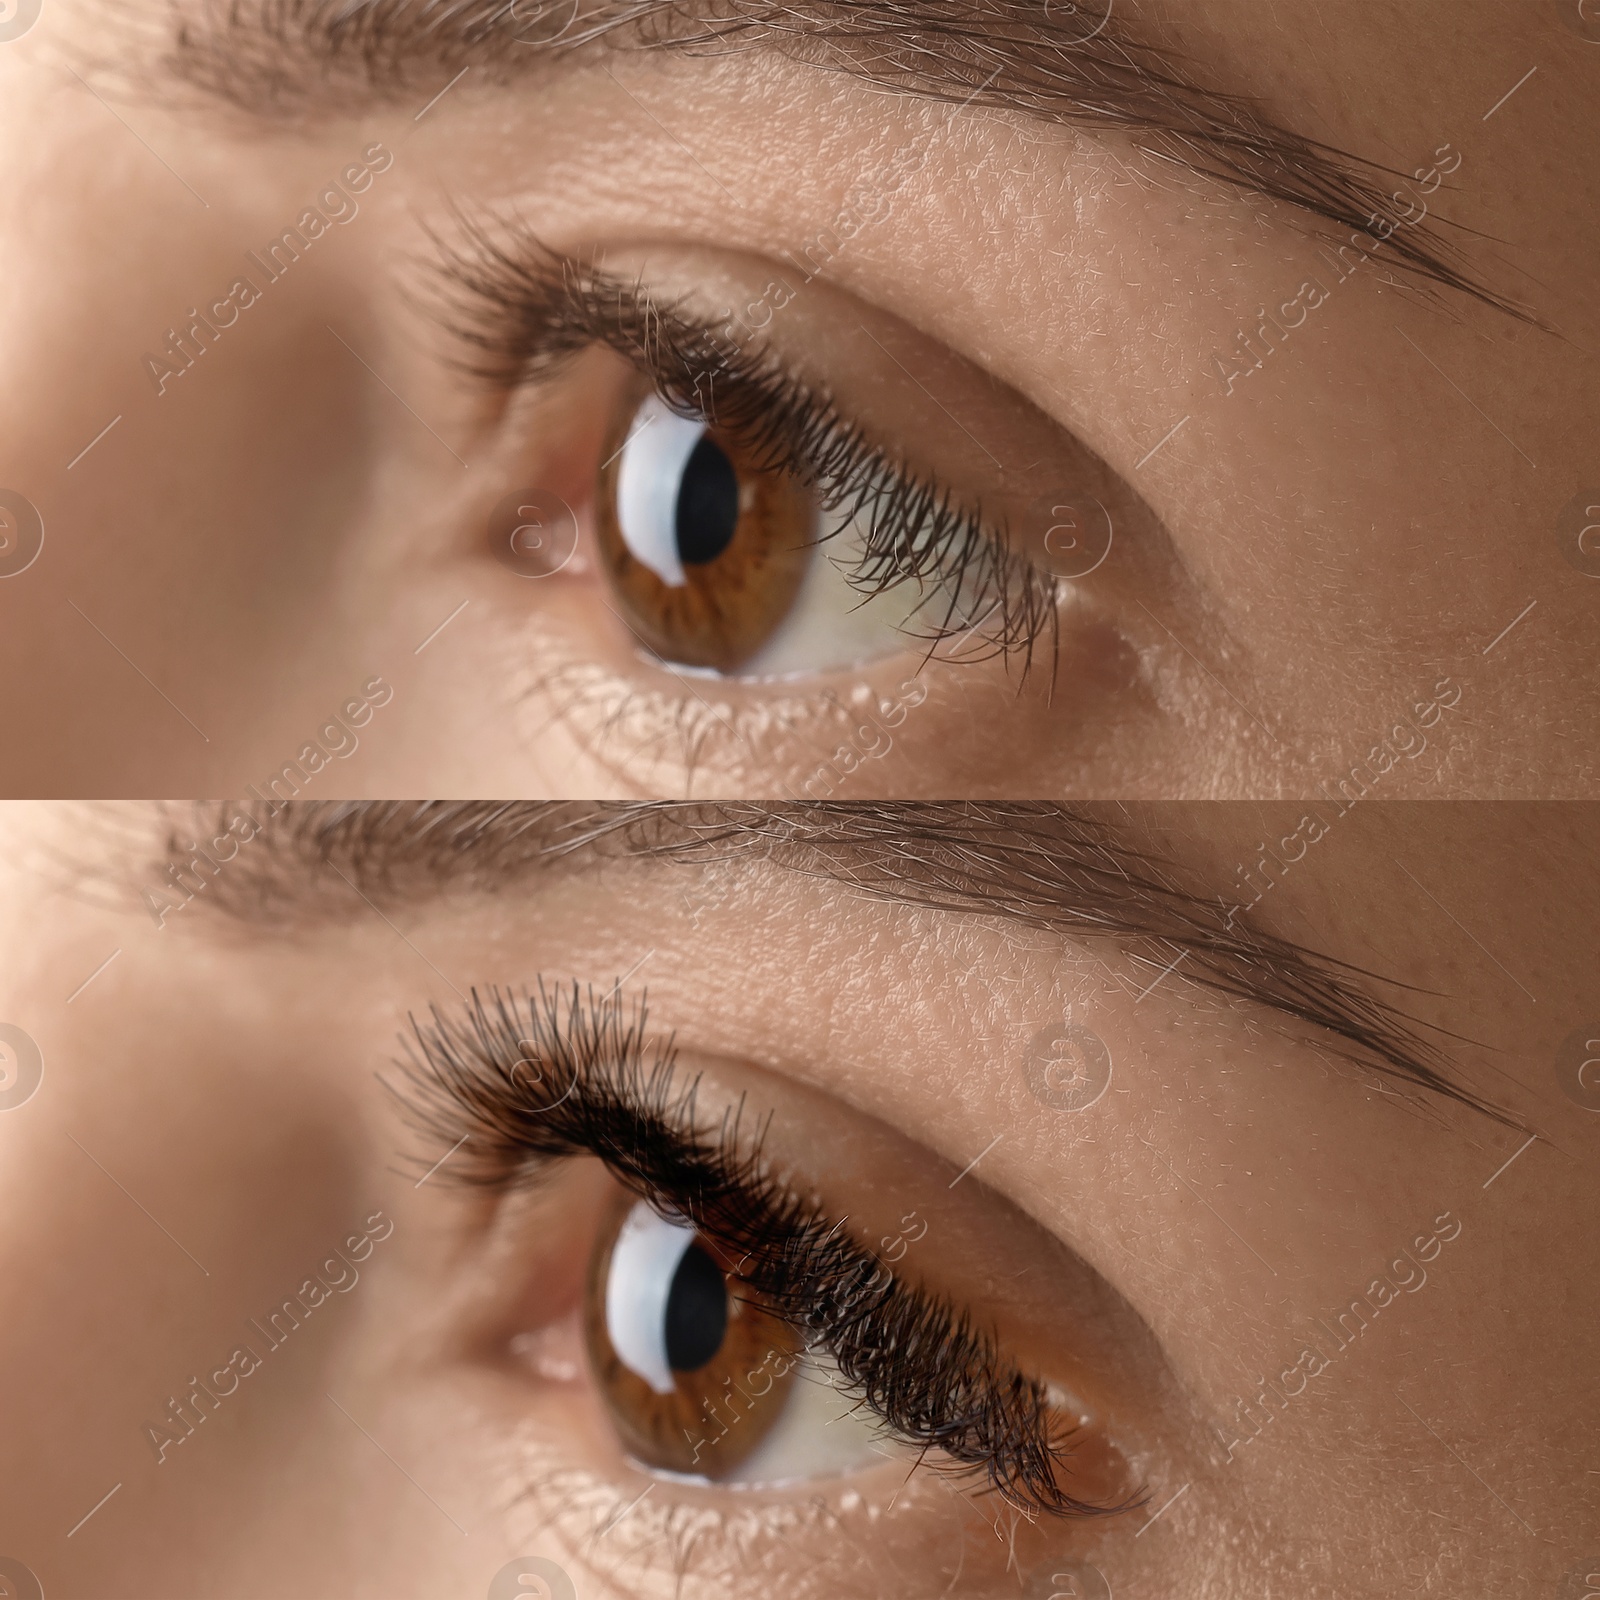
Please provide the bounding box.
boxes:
[427,221,1063,675]
[390,978,1142,1519]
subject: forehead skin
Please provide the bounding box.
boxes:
[0,801,1593,1596]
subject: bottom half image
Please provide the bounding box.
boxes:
[0,801,1594,1600]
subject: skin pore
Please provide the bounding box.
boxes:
[0,3,1596,795]
[0,801,1593,1598]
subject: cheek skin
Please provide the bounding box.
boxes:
[0,79,384,791]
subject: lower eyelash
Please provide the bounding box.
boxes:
[506,1447,1036,1600]
[510,641,922,797]
[429,221,1062,676]
[392,981,1138,1519]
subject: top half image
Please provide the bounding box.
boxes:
[2,0,1596,798]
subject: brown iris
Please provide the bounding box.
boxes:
[596,391,815,673]
[584,1195,802,1477]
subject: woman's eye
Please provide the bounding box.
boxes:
[594,389,936,678]
[584,1196,882,1483]
[597,391,814,673]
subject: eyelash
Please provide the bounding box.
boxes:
[391,980,1131,1520]
[433,222,1063,673]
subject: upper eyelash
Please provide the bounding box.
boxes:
[431,221,1062,674]
[389,979,1135,1519]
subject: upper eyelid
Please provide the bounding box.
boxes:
[431,225,1063,666]
[393,981,1131,1517]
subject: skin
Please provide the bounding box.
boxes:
[0,801,1593,1597]
[0,4,1595,795]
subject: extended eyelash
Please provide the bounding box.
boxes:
[432,222,1061,674]
[391,980,1133,1519]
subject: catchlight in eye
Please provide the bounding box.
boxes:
[585,1197,804,1477]
[596,392,816,673]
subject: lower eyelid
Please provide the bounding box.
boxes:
[494,1414,1123,1600]
[505,587,1146,797]
[498,607,922,789]
[483,1263,1146,1592]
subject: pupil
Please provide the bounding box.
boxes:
[674,435,740,566]
[663,1241,728,1372]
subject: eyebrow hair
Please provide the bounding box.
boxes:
[157,0,1527,320]
[141,799,1511,1125]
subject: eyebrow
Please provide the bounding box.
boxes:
[159,0,1523,319]
[140,799,1510,1125]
